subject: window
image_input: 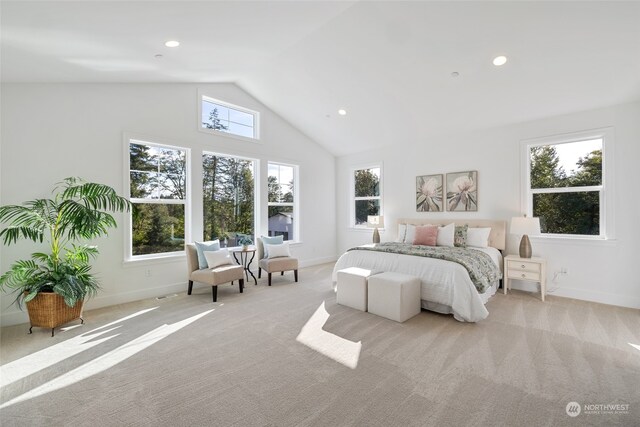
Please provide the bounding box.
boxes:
[268,162,298,241]
[203,152,256,247]
[351,165,382,227]
[523,129,611,238]
[200,95,259,140]
[128,140,189,257]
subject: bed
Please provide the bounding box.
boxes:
[332,219,506,322]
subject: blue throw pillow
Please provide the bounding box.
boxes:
[261,235,284,257]
[195,240,221,269]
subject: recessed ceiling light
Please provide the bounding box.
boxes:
[338,109,347,116]
[154,54,164,59]
[451,71,460,77]
[493,55,507,66]
[165,40,180,48]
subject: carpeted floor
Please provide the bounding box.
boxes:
[1,262,639,427]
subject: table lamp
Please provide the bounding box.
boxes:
[510,216,541,258]
[367,215,384,244]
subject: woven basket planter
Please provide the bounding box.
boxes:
[25,292,84,337]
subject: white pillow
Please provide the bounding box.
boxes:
[467,227,491,248]
[265,242,291,258]
[405,224,416,244]
[260,235,284,258]
[396,224,407,243]
[204,248,232,269]
[436,223,455,247]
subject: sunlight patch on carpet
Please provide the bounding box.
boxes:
[0,307,160,389]
[91,307,160,332]
[0,309,213,408]
[0,327,120,388]
[629,343,640,353]
[296,302,361,369]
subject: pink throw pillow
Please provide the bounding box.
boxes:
[413,225,438,246]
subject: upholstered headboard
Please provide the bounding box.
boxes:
[397,218,507,251]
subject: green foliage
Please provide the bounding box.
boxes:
[129,144,186,255]
[530,146,601,235]
[354,169,380,224]
[530,146,566,189]
[202,107,229,131]
[203,154,254,243]
[0,178,130,308]
[572,150,602,187]
[354,169,379,198]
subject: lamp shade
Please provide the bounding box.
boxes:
[510,217,541,236]
[367,215,384,227]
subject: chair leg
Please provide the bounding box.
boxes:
[212,286,218,302]
[281,271,284,276]
[294,269,298,282]
[268,273,272,286]
[188,280,193,295]
[239,279,244,293]
[258,268,261,279]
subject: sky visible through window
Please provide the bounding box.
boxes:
[201,99,255,138]
[268,163,293,187]
[551,138,602,176]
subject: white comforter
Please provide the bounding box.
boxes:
[332,245,503,322]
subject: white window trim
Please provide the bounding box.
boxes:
[349,162,384,230]
[124,134,192,262]
[202,150,260,244]
[520,127,615,240]
[197,90,261,142]
[267,161,300,243]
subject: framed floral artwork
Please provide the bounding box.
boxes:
[416,174,443,212]
[446,171,477,211]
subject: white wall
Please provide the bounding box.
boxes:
[337,101,640,309]
[0,83,337,326]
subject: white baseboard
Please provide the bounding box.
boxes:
[85,281,188,311]
[550,287,640,310]
[0,256,339,327]
[299,255,337,268]
[508,281,640,309]
[0,310,30,328]
[0,281,188,328]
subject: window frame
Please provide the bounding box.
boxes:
[520,127,614,240]
[350,163,383,229]
[198,91,260,142]
[124,135,191,262]
[267,161,300,243]
[202,150,260,245]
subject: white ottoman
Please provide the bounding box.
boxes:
[368,272,421,322]
[336,267,373,311]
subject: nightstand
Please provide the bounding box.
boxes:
[503,255,547,301]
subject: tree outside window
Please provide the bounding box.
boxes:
[129,142,188,256]
[528,138,603,236]
[201,96,257,140]
[353,167,381,226]
[203,153,255,247]
[268,163,297,241]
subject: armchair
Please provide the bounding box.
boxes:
[185,243,245,302]
[256,238,299,286]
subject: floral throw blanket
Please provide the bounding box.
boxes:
[347,243,502,293]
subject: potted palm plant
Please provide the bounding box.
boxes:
[0,177,129,336]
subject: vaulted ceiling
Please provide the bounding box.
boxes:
[2,1,640,156]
